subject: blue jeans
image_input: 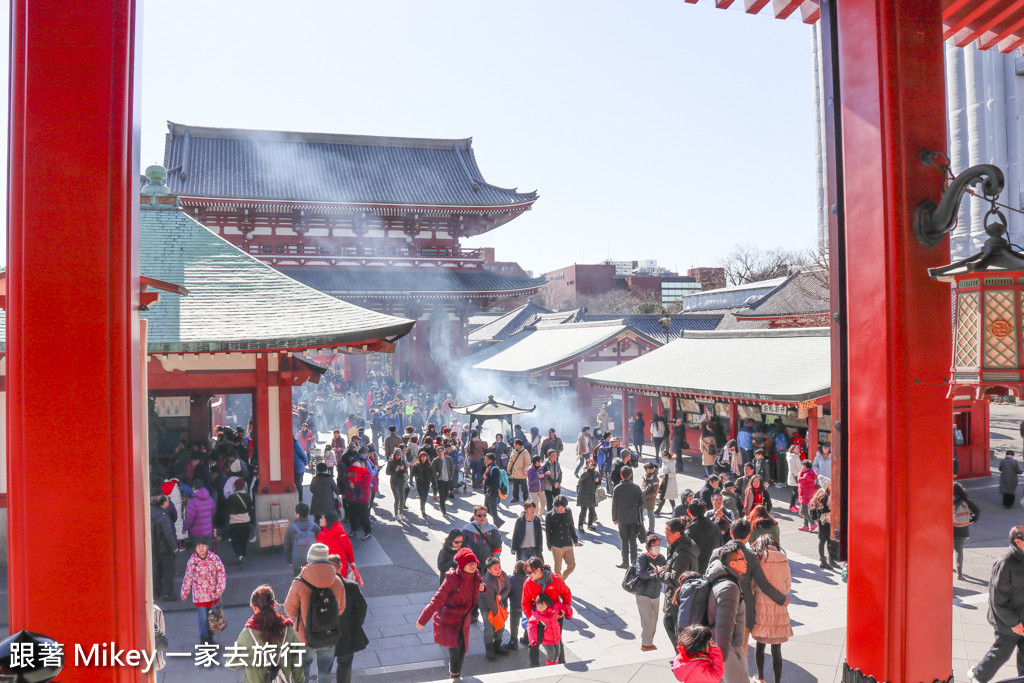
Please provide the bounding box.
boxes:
[196,605,210,640]
[302,645,336,682]
[469,459,484,486]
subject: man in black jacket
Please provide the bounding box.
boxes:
[612,467,644,568]
[684,500,723,574]
[657,517,699,647]
[329,553,369,683]
[970,525,1024,682]
[545,495,579,579]
[151,495,177,600]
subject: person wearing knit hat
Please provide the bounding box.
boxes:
[307,542,330,564]
[454,547,479,569]
[418,545,483,678]
[283,541,347,681]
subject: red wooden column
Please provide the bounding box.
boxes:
[836,0,953,680]
[7,0,146,679]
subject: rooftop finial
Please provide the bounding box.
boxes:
[140,164,180,207]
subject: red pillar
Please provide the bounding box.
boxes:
[837,0,952,680]
[729,401,739,441]
[7,0,146,678]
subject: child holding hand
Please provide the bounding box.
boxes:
[526,593,572,666]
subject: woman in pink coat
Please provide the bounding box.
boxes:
[179,537,226,645]
[672,625,724,683]
[750,535,793,683]
[796,460,818,531]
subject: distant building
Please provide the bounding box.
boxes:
[542,260,723,308]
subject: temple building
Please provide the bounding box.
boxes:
[0,167,415,564]
[161,122,544,388]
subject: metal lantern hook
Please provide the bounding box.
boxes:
[914,148,1005,248]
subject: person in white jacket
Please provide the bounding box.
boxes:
[785,446,802,513]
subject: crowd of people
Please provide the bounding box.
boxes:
[148,379,1018,683]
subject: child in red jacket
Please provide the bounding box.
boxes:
[526,593,572,665]
[672,625,724,683]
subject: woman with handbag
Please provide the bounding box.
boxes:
[632,534,667,652]
[226,584,305,683]
[953,481,980,580]
[416,547,484,679]
[179,536,226,645]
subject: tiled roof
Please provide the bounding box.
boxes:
[581,314,723,338]
[468,300,555,344]
[733,270,830,320]
[466,323,658,375]
[681,276,787,312]
[278,267,545,297]
[584,328,830,402]
[163,122,538,208]
[139,202,414,353]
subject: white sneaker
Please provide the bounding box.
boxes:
[966,667,980,683]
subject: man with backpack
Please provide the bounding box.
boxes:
[283,542,347,683]
[284,504,322,578]
[483,453,506,528]
[699,540,748,683]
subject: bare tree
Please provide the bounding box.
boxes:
[719,244,804,286]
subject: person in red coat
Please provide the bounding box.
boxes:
[317,511,361,584]
[417,547,484,679]
[521,556,572,667]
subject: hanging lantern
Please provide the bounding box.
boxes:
[918,152,1024,398]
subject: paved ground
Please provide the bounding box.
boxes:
[2,405,1022,682]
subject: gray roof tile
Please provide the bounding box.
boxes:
[163,122,538,208]
[279,267,545,297]
[138,203,414,353]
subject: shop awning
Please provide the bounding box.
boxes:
[584,328,831,403]
[687,0,1024,53]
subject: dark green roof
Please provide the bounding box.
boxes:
[139,200,414,353]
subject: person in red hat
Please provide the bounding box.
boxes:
[417,547,484,679]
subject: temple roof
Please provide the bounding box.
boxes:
[732,269,829,321]
[466,323,659,375]
[584,328,830,402]
[138,191,414,353]
[279,267,546,298]
[163,122,538,210]
[468,299,555,344]
[681,277,787,312]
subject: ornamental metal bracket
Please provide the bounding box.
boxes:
[914,148,1005,248]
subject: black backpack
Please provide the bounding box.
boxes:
[297,574,342,648]
[675,574,732,630]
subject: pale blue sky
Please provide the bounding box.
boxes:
[14,2,821,275]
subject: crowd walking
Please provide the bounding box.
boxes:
[147,383,1022,683]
